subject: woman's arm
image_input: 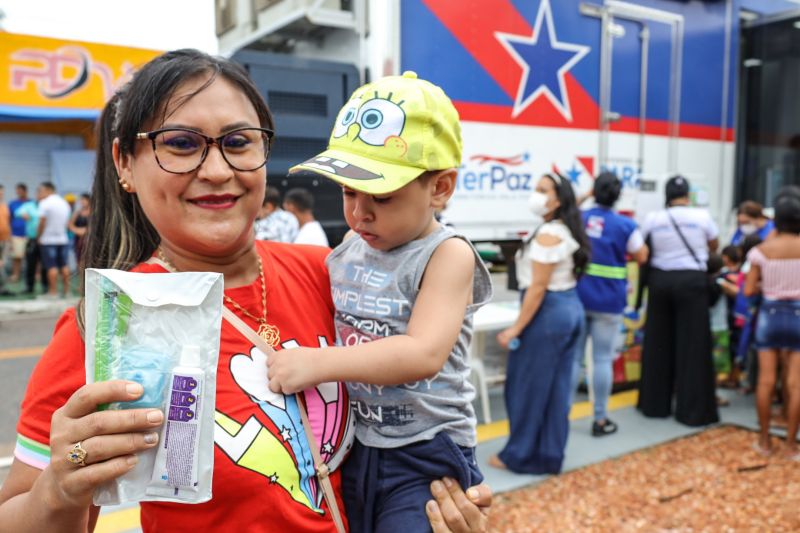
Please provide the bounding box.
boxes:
[0,381,163,533]
[68,211,87,237]
[743,263,761,297]
[496,233,561,348]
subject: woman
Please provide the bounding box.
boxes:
[491,173,590,474]
[574,172,648,437]
[638,175,719,426]
[730,200,774,246]
[68,193,91,264]
[0,50,489,533]
[744,194,800,459]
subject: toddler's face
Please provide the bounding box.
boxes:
[342,178,438,251]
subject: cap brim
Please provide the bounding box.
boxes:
[289,148,425,195]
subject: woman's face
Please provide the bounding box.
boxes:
[115,76,266,258]
[534,176,560,216]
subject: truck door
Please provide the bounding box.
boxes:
[585,2,684,213]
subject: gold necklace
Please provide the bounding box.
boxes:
[157,248,281,347]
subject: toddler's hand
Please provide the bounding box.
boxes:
[267,347,318,394]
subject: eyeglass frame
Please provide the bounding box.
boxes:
[135,126,275,174]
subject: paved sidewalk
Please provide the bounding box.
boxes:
[0,296,79,319]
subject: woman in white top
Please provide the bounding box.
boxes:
[638,175,719,427]
[490,172,590,474]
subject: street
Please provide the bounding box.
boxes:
[0,312,60,483]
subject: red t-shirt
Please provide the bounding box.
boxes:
[16,241,354,532]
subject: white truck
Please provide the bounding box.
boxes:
[222,0,799,246]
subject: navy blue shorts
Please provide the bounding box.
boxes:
[755,299,800,351]
[40,244,69,270]
[342,432,483,533]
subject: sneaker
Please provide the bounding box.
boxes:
[592,419,618,437]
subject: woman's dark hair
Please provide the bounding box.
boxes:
[774,195,800,234]
[593,171,622,207]
[721,244,741,264]
[775,185,800,202]
[741,233,762,259]
[543,172,591,277]
[737,200,764,219]
[78,49,275,333]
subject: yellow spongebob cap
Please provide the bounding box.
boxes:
[290,71,462,194]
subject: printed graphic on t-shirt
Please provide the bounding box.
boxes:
[215,335,355,513]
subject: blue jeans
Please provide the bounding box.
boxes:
[572,311,624,422]
[755,299,800,351]
[498,289,584,474]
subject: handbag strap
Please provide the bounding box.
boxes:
[145,255,347,533]
[666,210,704,270]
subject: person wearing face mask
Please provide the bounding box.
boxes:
[731,201,774,246]
[638,175,720,427]
[490,173,591,474]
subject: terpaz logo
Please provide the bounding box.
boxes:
[456,152,534,193]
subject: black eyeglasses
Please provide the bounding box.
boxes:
[135,127,274,174]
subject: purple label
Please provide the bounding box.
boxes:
[172,375,197,391]
[168,405,195,422]
[171,390,196,407]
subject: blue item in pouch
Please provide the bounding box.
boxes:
[115,346,172,409]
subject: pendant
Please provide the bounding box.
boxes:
[258,322,281,347]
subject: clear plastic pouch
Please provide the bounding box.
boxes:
[84,268,223,505]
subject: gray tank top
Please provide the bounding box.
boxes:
[326,226,493,448]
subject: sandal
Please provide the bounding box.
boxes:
[592,419,618,437]
[783,447,800,462]
[487,455,507,470]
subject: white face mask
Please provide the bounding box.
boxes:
[528,191,551,217]
[740,223,757,235]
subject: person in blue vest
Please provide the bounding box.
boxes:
[730,201,774,246]
[575,172,648,436]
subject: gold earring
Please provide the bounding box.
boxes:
[118,178,131,191]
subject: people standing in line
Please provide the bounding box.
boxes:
[731,200,774,246]
[283,187,330,247]
[8,183,31,284]
[638,175,720,426]
[744,193,800,459]
[36,182,72,298]
[67,193,91,265]
[254,186,299,242]
[491,172,590,474]
[574,172,648,436]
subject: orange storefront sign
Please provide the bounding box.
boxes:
[0,33,161,116]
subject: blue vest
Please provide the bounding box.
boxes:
[577,207,636,314]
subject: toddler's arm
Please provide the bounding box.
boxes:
[267,238,476,394]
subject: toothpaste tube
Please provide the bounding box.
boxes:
[147,345,204,498]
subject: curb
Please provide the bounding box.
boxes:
[0,298,79,319]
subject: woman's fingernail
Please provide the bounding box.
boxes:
[443,477,454,488]
[467,488,479,500]
[126,383,143,396]
[431,480,444,494]
[144,432,159,444]
[147,410,163,423]
[127,455,138,466]
[426,500,437,514]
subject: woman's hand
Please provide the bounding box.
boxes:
[426,478,492,532]
[496,327,519,349]
[44,380,163,510]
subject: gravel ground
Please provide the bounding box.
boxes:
[489,426,799,532]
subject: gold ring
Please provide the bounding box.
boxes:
[66,442,88,466]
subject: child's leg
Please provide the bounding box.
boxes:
[374,434,482,533]
[342,440,379,533]
[756,349,778,450]
[784,352,800,455]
